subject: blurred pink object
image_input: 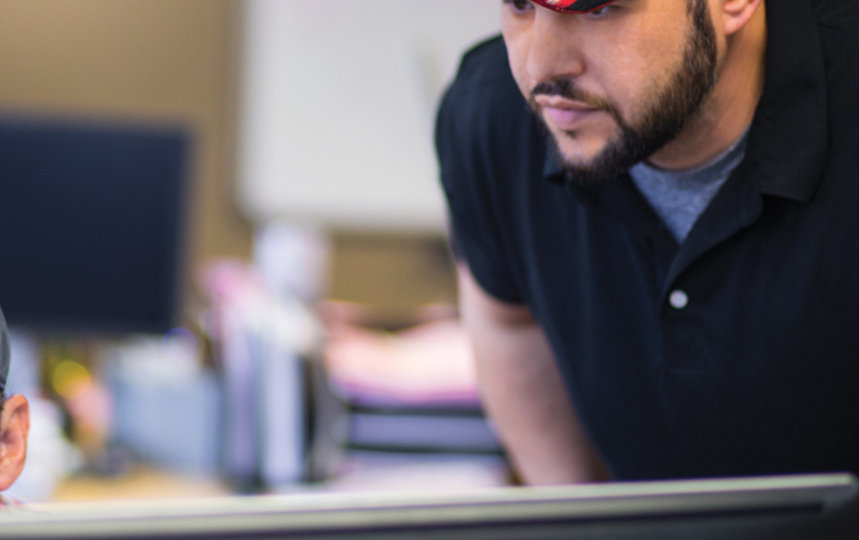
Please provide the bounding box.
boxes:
[324,316,479,408]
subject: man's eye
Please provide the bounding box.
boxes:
[585,5,614,18]
[503,0,534,15]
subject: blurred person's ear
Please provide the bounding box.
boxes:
[0,394,29,491]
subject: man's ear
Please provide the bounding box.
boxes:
[718,0,765,36]
[0,394,29,492]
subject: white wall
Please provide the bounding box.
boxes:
[237,0,500,232]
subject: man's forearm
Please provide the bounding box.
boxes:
[457,265,610,485]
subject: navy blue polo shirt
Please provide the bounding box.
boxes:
[436,0,859,480]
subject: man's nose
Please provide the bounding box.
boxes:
[525,10,586,86]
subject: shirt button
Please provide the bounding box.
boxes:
[669,289,689,310]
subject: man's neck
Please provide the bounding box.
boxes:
[649,4,767,171]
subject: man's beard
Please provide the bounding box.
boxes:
[531,0,718,184]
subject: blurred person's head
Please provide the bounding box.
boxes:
[0,309,29,493]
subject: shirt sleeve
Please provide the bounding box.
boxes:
[434,37,526,305]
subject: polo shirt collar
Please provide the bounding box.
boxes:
[542,0,828,205]
[746,0,828,203]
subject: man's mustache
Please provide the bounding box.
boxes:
[530,79,626,128]
[530,79,611,111]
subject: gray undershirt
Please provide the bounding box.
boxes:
[629,131,749,243]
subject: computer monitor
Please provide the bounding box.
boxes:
[0,113,190,335]
[0,473,856,539]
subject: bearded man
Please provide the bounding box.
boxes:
[436,0,859,484]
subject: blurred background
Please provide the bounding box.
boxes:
[0,0,505,502]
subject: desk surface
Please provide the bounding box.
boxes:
[50,466,230,503]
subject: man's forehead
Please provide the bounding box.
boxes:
[531,0,617,13]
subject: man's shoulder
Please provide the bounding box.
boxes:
[438,35,536,154]
[442,35,524,117]
[453,35,510,85]
[436,34,547,238]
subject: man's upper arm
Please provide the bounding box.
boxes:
[435,36,530,305]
